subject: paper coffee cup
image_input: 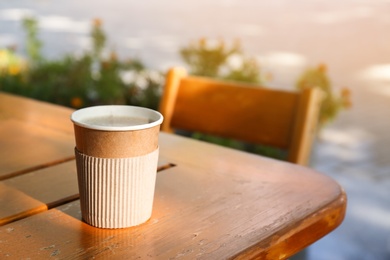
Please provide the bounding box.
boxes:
[71,105,163,228]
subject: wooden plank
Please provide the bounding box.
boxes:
[2,161,79,209]
[0,92,74,134]
[159,68,324,166]
[0,93,345,258]
[170,76,299,148]
[159,67,187,133]
[0,183,47,225]
[0,135,346,259]
[0,161,77,226]
[0,157,174,226]
[288,88,324,165]
[0,93,173,180]
[0,119,75,180]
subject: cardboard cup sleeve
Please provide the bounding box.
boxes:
[75,148,159,229]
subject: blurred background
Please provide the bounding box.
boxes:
[0,0,389,259]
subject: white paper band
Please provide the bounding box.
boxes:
[75,148,159,228]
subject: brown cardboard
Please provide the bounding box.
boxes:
[74,124,160,158]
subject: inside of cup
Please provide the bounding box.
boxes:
[71,105,163,131]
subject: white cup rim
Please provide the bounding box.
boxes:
[71,105,163,131]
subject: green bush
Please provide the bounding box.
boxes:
[0,18,350,160]
[0,17,162,110]
[180,38,262,84]
[296,64,351,127]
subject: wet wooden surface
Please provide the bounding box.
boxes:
[0,92,347,259]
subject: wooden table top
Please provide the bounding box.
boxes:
[0,92,346,259]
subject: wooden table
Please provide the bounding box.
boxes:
[0,92,346,259]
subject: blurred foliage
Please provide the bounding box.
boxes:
[0,18,350,161]
[90,19,106,60]
[0,17,162,110]
[0,48,26,76]
[180,38,262,84]
[22,17,43,64]
[296,64,351,127]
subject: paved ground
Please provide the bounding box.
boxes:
[307,79,390,259]
[1,1,390,259]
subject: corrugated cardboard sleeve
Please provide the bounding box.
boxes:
[75,148,159,228]
[74,124,160,158]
